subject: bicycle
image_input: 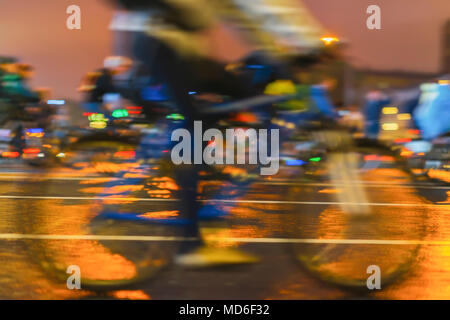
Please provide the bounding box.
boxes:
[17,61,429,297]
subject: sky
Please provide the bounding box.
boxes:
[0,0,449,99]
[303,0,450,71]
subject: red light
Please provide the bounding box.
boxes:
[83,112,95,117]
[127,110,142,115]
[379,156,394,162]
[394,138,412,144]
[113,151,136,159]
[363,155,394,162]
[2,152,20,158]
[126,106,143,110]
[23,148,41,154]
[364,155,379,161]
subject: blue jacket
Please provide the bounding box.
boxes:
[414,83,450,140]
[310,85,339,119]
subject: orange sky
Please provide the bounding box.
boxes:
[0,0,449,99]
[303,0,450,71]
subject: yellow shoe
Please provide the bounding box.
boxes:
[175,246,259,268]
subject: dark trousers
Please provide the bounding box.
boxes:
[133,35,259,251]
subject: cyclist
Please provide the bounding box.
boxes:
[0,62,39,104]
[0,61,40,128]
[79,56,132,117]
[105,0,328,265]
[414,80,450,141]
[363,87,391,139]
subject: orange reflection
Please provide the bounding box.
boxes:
[80,184,144,195]
[111,290,151,300]
[138,210,179,219]
[74,162,141,174]
[145,176,178,199]
[80,178,117,185]
[318,188,341,194]
[428,169,450,183]
[123,173,150,178]
[102,194,139,204]
[30,201,137,281]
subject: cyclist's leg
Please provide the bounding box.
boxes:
[136,37,203,252]
[136,34,276,261]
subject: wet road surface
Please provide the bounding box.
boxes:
[0,161,448,300]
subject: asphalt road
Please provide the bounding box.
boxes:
[0,159,448,300]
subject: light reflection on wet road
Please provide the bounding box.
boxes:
[0,163,448,299]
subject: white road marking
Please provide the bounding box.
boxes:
[0,195,176,202]
[0,173,447,189]
[260,181,450,190]
[212,199,445,208]
[0,233,448,245]
[0,176,112,181]
[0,194,445,208]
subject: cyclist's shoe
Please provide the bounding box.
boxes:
[174,245,259,268]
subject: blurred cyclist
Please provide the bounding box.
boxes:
[106,0,328,265]
[0,61,40,126]
[79,56,132,115]
[414,79,450,140]
[0,62,39,104]
[363,87,391,139]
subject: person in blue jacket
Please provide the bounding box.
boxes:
[363,89,391,139]
[414,80,450,140]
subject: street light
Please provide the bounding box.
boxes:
[320,36,340,46]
